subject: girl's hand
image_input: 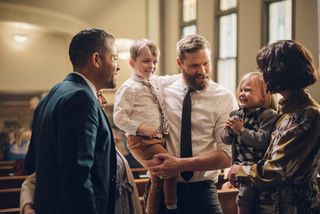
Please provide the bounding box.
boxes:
[228,116,244,134]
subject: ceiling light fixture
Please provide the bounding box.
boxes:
[13,34,29,43]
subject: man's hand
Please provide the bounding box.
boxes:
[23,203,36,214]
[149,153,181,179]
[228,164,241,187]
[142,157,163,169]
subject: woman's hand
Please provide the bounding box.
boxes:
[23,203,36,214]
[228,164,241,187]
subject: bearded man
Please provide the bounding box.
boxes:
[148,34,238,214]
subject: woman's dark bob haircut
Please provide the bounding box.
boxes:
[256,40,318,93]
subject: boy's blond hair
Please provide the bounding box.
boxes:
[130,39,160,60]
[237,71,278,111]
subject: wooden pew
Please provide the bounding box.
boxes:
[0,165,14,176]
[131,167,148,179]
[0,208,20,214]
[0,179,146,210]
[0,188,20,209]
[134,177,238,214]
[0,179,237,213]
[0,175,318,213]
[218,188,238,214]
[0,161,15,167]
[0,175,27,189]
[135,178,148,196]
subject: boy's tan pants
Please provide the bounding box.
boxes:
[127,135,177,214]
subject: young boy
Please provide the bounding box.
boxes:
[113,39,179,214]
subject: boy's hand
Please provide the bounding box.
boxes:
[137,123,160,137]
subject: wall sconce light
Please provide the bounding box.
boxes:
[13,34,29,43]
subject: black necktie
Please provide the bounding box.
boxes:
[180,88,194,181]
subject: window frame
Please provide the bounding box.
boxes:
[179,0,198,37]
[214,0,238,93]
[261,0,295,45]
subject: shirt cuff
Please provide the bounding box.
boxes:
[218,143,232,159]
[128,122,141,135]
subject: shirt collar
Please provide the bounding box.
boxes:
[279,89,312,114]
[241,107,265,118]
[73,72,98,99]
[181,78,188,92]
[131,73,150,83]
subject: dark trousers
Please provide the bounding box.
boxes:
[144,179,223,214]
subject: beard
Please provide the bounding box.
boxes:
[107,76,116,89]
[183,71,209,91]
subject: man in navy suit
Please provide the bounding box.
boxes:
[25,28,120,214]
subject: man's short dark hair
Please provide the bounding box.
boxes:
[256,40,318,93]
[69,28,114,70]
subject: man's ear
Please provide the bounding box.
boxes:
[91,52,101,68]
[129,58,135,68]
[177,57,183,70]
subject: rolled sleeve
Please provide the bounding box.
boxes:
[216,93,238,158]
[217,141,232,158]
[20,173,36,213]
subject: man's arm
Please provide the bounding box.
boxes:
[149,151,231,179]
[20,173,36,214]
[151,73,181,87]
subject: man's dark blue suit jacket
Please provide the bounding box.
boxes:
[25,73,117,214]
